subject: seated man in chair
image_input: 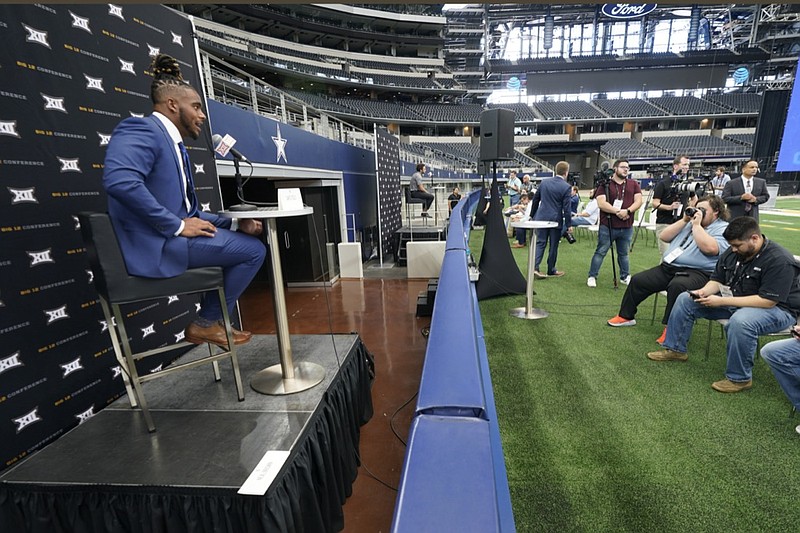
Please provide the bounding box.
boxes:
[647,217,800,394]
[607,196,730,344]
[103,54,266,347]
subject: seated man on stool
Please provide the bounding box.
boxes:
[410,163,434,217]
[760,323,800,435]
[647,217,800,394]
[103,54,266,347]
[607,196,729,343]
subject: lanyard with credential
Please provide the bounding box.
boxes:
[610,179,627,206]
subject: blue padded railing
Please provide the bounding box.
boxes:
[391,415,500,532]
[415,248,487,418]
[392,189,516,532]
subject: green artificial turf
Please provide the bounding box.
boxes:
[474,201,800,532]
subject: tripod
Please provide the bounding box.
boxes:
[630,183,655,252]
[602,179,619,290]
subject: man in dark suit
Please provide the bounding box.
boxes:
[721,159,769,221]
[530,161,572,278]
[103,54,266,347]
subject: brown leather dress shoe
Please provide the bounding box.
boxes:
[185,322,251,347]
[224,323,253,341]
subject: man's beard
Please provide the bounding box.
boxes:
[179,108,200,140]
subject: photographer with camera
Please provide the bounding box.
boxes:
[651,155,690,254]
[722,159,769,221]
[760,322,800,435]
[608,196,730,344]
[647,217,800,395]
[587,159,642,288]
[529,161,572,278]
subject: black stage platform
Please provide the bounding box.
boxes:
[0,334,374,533]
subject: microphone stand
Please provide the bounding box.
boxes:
[228,157,256,212]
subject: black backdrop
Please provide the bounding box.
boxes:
[374,126,401,263]
[0,4,223,471]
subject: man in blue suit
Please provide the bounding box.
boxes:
[103,54,266,347]
[530,161,573,278]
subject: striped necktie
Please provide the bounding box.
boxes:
[744,179,752,213]
[178,142,198,217]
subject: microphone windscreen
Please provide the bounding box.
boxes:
[211,134,223,147]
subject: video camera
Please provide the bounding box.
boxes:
[593,161,614,189]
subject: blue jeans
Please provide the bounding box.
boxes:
[662,292,796,381]
[761,337,800,410]
[509,194,520,206]
[535,226,563,275]
[571,217,593,226]
[588,225,632,279]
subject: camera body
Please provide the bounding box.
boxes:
[564,232,576,244]
[684,206,707,218]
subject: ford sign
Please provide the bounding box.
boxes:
[601,4,658,19]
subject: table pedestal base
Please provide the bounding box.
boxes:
[250,362,326,395]
[510,307,550,320]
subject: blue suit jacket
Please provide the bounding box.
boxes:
[531,176,572,229]
[103,115,230,278]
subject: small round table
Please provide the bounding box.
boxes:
[220,206,325,395]
[509,220,558,320]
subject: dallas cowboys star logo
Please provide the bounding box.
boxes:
[272,125,288,163]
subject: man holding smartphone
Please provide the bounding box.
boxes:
[646,217,800,394]
[760,324,800,435]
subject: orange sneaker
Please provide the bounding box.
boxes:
[656,327,667,344]
[607,315,636,327]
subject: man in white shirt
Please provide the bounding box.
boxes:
[571,197,600,227]
[507,170,522,206]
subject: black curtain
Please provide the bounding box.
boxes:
[475,176,526,300]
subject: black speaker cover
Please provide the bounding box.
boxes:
[480,108,516,161]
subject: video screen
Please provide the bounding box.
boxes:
[776,57,800,172]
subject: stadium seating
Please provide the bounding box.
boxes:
[592,98,668,117]
[532,100,606,120]
[648,96,728,115]
[705,93,762,113]
[644,135,751,157]
[724,133,755,146]
[601,138,671,159]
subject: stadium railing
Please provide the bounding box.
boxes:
[391,190,516,532]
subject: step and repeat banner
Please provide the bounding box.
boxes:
[0,4,223,470]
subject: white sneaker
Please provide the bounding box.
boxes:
[620,276,631,285]
[587,277,597,288]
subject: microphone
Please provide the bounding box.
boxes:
[212,133,255,212]
[212,134,248,162]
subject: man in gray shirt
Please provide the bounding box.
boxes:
[410,163,434,217]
